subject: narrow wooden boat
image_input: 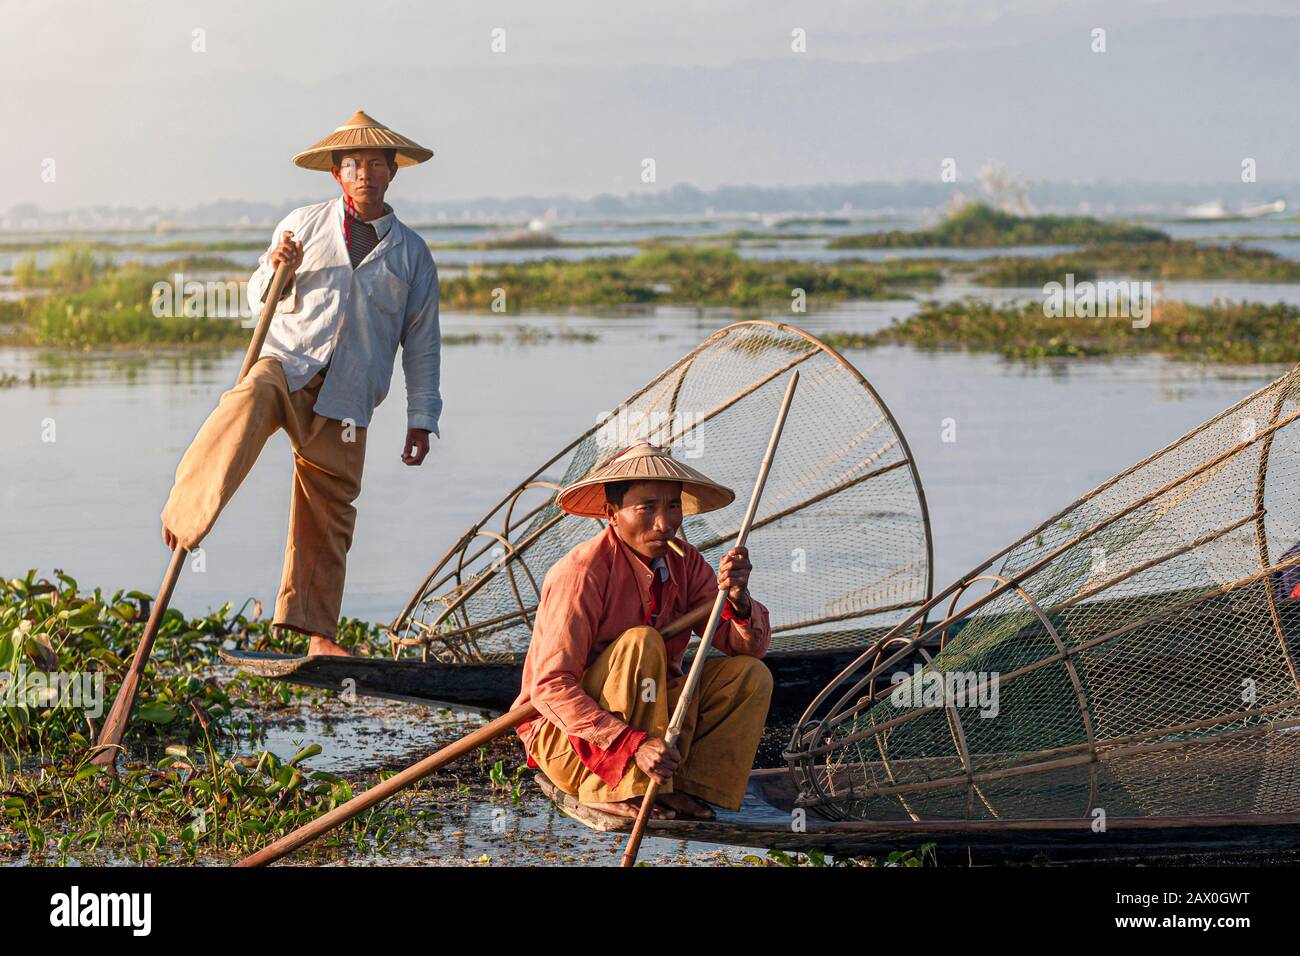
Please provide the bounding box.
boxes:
[217,628,936,714]
[217,583,1224,712]
[537,769,1300,864]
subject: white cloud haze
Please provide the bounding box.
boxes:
[2,0,1296,208]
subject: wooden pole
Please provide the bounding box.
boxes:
[237,263,291,383]
[235,599,712,867]
[620,370,800,867]
[90,259,293,769]
[237,703,537,867]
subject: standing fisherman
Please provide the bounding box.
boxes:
[160,111,441,657]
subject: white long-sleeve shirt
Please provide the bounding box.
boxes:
[246,197,442,435]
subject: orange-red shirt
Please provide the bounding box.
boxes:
[514,525,770,759]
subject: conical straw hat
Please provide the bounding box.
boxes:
[292,110,434,171]
[556,441,735,519]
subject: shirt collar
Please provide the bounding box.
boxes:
[339,197,396,242]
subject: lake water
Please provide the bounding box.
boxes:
[0,303,1284,631]
[4,207,1295,627]
[7,211,1296,274]
[0,239,1079,274]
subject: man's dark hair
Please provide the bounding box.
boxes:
[604,480,633,509]
[604,479,682,509]
[332,148,397,169]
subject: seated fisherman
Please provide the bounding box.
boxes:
[513,441,773,821]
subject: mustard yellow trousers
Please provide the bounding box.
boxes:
[528,626,772,810]
[160,357,367,638]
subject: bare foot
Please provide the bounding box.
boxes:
[307,634,352,658]
[657,792,716,820]
[584,796,675,820]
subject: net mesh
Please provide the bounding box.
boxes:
[389,320,932,662]
[788,364,1300,824]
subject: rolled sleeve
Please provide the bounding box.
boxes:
[717,598,771,658]
[400,254,442,437]
[684,547,771,659]
[570,725,648,788]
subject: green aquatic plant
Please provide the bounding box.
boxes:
[0,570,286,763]
[738,841,937,867]
[6,265,252,348]
[825,298,1300,365]
[12,243,109,291]
[2,245,938,345]
[973,241,1300,286]
[0,569,453,864]
[830,203,1167,250]
[439,246,940,311]
[2,723,440,864]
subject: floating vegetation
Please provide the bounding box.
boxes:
[475,232,566,250]
[13,244,110,291]
[0,368,73,388]
[0,569,519,865]
[0,243,941,347]
[823,298,1300,364]
[440,245,940,311]
[428,234,611,251]
[972,240,1300,286]
[6,270,252,348]
[149,254,248,275]
[637,229,832,246]
[829,203,1167,249]
[442,325,599,347]
[1,238,265,256]
[739,843,937,867]
[0,242,257,348]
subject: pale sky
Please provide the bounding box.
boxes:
[2,0,1297,208]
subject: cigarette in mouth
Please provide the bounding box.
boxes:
[666,539,685,556]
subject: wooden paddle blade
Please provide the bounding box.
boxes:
[90,545,187,768]
[620,779,661,867]
[88,674,140,766]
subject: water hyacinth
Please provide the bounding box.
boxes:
[0,570,449,865]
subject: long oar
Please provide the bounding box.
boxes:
[620,369,799,867]
[235,598,712,867]
[90,259,294,769]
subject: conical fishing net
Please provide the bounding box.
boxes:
[788,365,1300,825]
[389,320,933,663]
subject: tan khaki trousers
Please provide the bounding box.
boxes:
[528,626,773,810]
[160,356,367,638]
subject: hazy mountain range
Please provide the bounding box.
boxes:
[6,179,1298,232]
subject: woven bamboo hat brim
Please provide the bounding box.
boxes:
[292,110,434,171]
[556,441,735,519]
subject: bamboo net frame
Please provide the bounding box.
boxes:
[388,320,934,663]
[787,364,1300,826]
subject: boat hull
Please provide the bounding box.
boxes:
[539,769,1300,863]
[217,644,904,715]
